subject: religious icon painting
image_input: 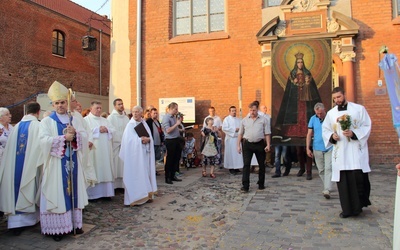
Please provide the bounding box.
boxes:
[271,39,332,142]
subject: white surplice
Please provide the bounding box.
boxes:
[107,109,129,189]
[73,111,97,187]
[394,176,400,249]
[222,115,243,169]
[322,102,371,182]
[0,115,42,229]
[119,118,157,206]
[39,114,88,234]
[84,113,115,199]
[0,123,14,163]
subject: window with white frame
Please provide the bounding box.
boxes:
[174,0,225,36]
[396,0,400,16]
[263,0,283,8]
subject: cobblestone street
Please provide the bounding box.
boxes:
[0,165,396,249]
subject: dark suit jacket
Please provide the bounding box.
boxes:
[146,118,165,142]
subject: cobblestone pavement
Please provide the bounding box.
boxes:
[0,164,396,249]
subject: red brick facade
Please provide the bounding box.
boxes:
[129,0,264,122]
[352,0,400,164]
[127,0,400,165]
[0,0,110,121]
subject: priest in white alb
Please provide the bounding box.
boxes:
[107,98,129,189]
[0,102,43,236]
[84,101,115,200]
[70,95,97,188]
[322,87,371,219]
[39,81,88,241]
[120,106,157,206]
[222,106,243,174]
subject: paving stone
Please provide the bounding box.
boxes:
[0,167,395,249]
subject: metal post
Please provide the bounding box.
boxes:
[239,64,242,118]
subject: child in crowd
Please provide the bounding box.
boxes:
[200,117,218,178]
[182,132,196,169]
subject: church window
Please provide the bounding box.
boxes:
[263,0,283,8]
[52,30,65,57]
[396,0,400,16]
[174,0,225,36]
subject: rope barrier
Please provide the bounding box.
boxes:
[5,91,45,109]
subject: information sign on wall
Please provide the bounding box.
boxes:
[159,97,195,123]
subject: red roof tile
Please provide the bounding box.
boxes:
[29,0,111,34]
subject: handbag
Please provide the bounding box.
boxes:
[202,135,218,157]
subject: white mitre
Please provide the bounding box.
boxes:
[48,80,69,102]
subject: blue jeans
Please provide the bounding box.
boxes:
[274,145,291,175]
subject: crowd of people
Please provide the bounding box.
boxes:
[0,81,373,241]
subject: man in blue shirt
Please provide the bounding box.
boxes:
[306,103,333,199]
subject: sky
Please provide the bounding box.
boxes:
[70,0,111,17]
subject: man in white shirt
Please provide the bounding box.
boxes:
[237,102,271,193]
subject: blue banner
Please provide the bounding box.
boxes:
[379,53,400,139]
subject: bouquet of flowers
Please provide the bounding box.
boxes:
[338,114,352,141]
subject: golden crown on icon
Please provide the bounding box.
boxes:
[295,52,304,59]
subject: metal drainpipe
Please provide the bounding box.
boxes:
[136,0,142,106]
[99,29,103,95]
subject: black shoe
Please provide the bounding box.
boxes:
[229,169,236,175]
[258,185,266,190]
[271,174,281,178]
[235,169,241,173]
[240,187,249,193]
[172,177,182,182]
[75,228,84,234]
[282,171,289,176]
[306,174,312,180]
[12,228,23,236]
[52,235,63,241]
[297,169,305,177]
[339,212,351,218]
[165,178,173,184]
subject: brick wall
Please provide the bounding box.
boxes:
[352,0,400,164]
[128,0,400,165]
[0,0,110,122]
[130,0,264,124]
